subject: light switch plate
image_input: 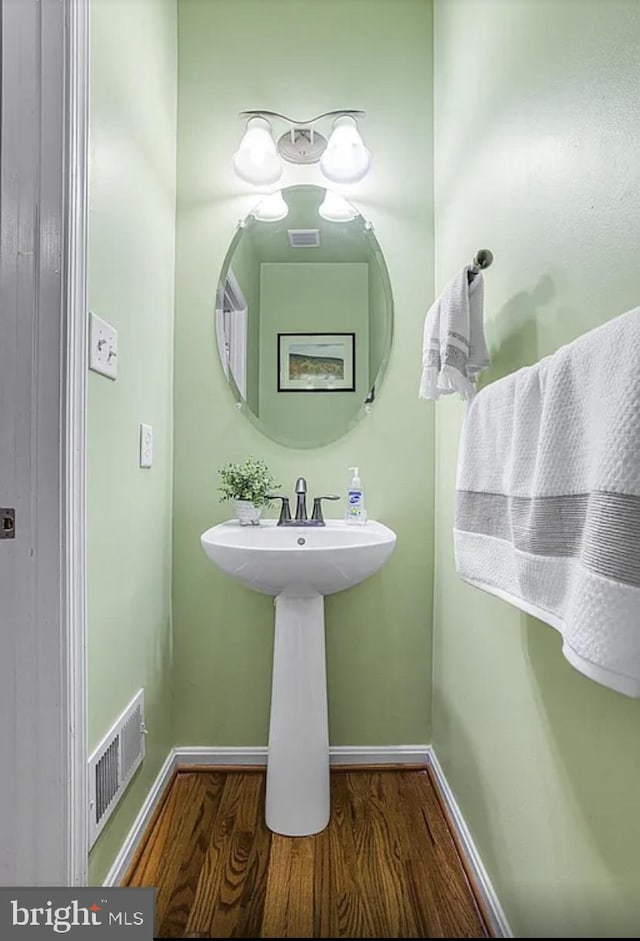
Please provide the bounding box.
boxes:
[89,312,118,380]
[139,424,153,468]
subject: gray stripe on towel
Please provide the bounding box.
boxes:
[447,330,470,349]
[455,490,640,588]
[442,344,468,372]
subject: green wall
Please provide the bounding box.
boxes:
[432,0,640,935]
[173,0,434,747]
[258,263,369,447]
[87,0,177,884]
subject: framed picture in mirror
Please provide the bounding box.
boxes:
[277,332,356,392]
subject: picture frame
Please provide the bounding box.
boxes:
[277,332,356,392]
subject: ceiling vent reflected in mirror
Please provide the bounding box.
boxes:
[288,229,321,248]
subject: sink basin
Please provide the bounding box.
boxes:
[200,517,397,838]
[200,518,396,596]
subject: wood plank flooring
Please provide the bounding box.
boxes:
[125,769,488,938]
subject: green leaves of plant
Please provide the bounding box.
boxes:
[218,457,280,508]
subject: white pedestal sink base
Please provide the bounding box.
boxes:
[265,592,330,836]
[200,519,398,837]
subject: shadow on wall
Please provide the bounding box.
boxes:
[478,274,556,387]
[525,620,640,934]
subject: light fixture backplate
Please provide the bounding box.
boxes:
[277,128,327,165]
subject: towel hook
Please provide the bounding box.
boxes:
[472,248,493,271]
[468,248,494,283]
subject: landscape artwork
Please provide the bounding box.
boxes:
[278,333,355,391]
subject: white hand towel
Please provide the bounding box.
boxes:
[454,306,640,697]
[418,266,489,400]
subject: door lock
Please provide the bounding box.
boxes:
[1,508,15,539]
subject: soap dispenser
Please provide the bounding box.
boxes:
[345,466,367,525]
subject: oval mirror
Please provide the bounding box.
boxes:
[215,185,393,449]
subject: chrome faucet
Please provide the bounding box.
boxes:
[295,477,308,521]
[268,478,340,526]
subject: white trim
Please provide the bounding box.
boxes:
[329,744,430,765]
[175,746,269,766]
[174,744,430,768]
[224,267,246,313]
[62,0,90,886]
[102,750,176,888]
[427,747,513,938]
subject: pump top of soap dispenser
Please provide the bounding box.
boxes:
[349,467,361,488]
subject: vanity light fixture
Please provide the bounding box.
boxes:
[234,110,370,185]
[318,190,359,222]
[233,116,283,185]
[320,116,371,184]
[251,190,289,222]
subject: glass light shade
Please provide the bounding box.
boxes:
[320,115,371,184]
[318,190,358,222]
[251,190,289,222]
[233,117,283,185]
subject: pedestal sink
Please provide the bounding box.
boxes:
[200,519,397,836]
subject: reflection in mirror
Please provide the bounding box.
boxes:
[215,185,393,449]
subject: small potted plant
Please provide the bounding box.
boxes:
[218,457,280,526]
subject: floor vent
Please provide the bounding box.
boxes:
[287,228,320,248]
[88,689,145,848]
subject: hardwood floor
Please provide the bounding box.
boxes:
[125,769,488,938]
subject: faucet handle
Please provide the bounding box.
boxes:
[311,495,340,525]
[267,495,292,525]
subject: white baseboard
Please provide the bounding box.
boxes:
[329,744,430,765]
[102,749,175,888]
[102,741,510,939]
[174,745,268,766]
[175,744,430,767]
[427,747,512,938]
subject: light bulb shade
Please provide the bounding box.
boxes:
[318,190,358,222]
[233,117,283,185]
[320,115,371,184]
[251,190,289,222]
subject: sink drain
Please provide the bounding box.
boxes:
[297,537,306,546]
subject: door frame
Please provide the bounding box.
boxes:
[63,0,90,886]
[0,0,89,885]
[216,267,248,400]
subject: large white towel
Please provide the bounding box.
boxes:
[419,266,489,400]
[454,307,640,697]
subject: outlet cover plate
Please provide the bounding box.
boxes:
[89,312,118,380]
[140,424,153,468]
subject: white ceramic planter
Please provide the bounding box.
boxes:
[234,499,262,526]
